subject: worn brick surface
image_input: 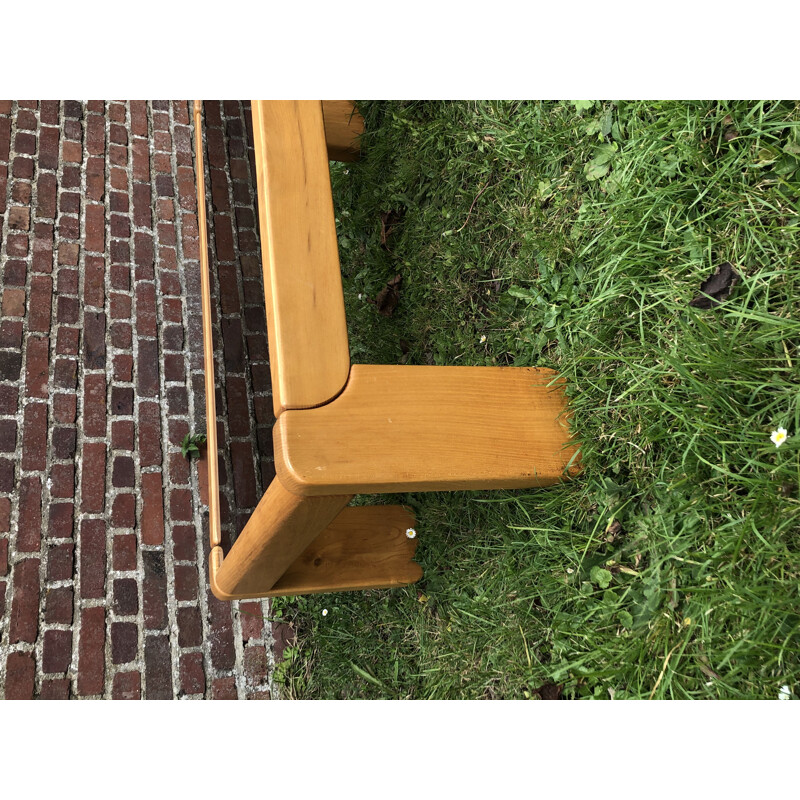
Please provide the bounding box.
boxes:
[0,100,276,700]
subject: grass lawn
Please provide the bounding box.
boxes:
[271,100,800,699]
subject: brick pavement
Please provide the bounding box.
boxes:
[0,100,281,699]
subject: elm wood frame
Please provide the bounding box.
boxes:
[194,101,579,601]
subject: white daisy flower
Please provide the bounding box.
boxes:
[771,427,788,448]
[321,609,328,617]
[479,335,487,344]
[778,684,792,700]
[405,528,417,539]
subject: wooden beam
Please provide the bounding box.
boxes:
[211,478,352,600]
[193,101,222,549]
[250,100,351,416]
[275,364,580,496]
[322,101,364,162]
[211,505,422,599]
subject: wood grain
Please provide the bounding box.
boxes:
[275,364,580,496]
[251,100,351,416]
[193,101,222,549]
[211,505,422,599]
[321,101,364,162]
[211,477,352,600]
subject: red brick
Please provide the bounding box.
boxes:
[79,518,106,599]
[78,606,105,696]
[113,534,137,571]
[0,536,7,576]
[138,401,162,468]
[110,264,130,291]
[45,586,74,625]
[168,418,189,447]
[39,678,70,700]
[6,232,29,257]
[50,463,75,498]
[169,489,193,522]
[109,166,127,191]
[153,151,171,174]
[80,441,106,513]
[40,100,59,124]
[84,254,105,308]
[208,592,236,670]
[15,131,36,155]
[57,243,79,266]
[83,373,106,437]
[5,652,35,700]
[2,288,24,318]
[112,670,141,700]
[58,268,79,295]
[173,101,190,125]
[12,182,32,204]
[113,354,133,382]
[58,214,79,239]
[179,652,206,696]
[32,222,54,273]
[13,156,34,178]
[28,274,52,333]
[157,197,175,221]
[141,471,165,546]
[133,182,152,228]
[160,270,181,296]
[61,165,80,188]
[52,427,77,461]
[83,310,106,368]
[169,451,190,486]
[162,324,183,351]
[244,645,268,685]
[172,525,196,562]
[17,477,42,553]
[85,204,105,253]
[210,677,237,700]
[21,402,47,472]
[113,577,138,615]
[162,297,183,324]
[174,564,198,602]
[9,558,40,644]
[230,441,257,509]
[111,385,133,415]
[110,213,130,239]
[177,606,203,647]
[143,550,167,630]
[130,101,148,136]
[112,455,135,488]
[57,295,79,323]
[38,125,59,170]
[109,143,127,166]
[0,500,8,535]
[137,339,159,397]
[135,281,157,337]
[144,634,172,699]
[54,393,77,424]
[46,541,74,581]
[111,622,138,664]
[8,205,30,230]
[0,418,15,456]
[111,419,134,451]
[110,321,132,350]
[225,376,250,438]
[48,502,74,539]
[182,231,199,259]
[86,113,104,155]
[61,140,82,163]
[132,138,149,182]
[86,156,104,200]
[54,356,77,389]
[43,630,73,674]
[239,601,265,641]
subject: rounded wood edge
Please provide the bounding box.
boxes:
[209,546,238,601]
